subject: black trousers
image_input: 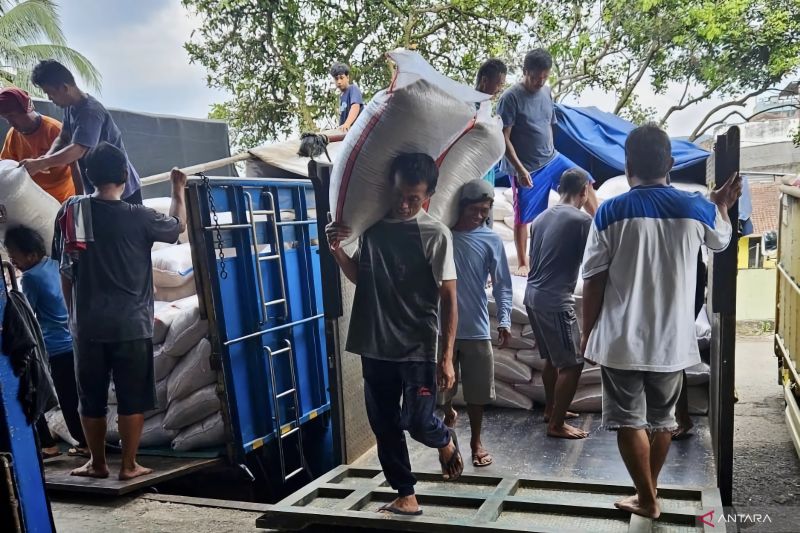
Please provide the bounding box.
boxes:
[361,357,451,497]
[35,351,86,448]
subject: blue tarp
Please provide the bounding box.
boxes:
[553,104,710,185]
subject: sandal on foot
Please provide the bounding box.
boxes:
[378,503,423,516]
[68,447,90,458]
[472,450,493,467]
[439,429,463,481]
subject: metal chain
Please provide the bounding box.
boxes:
[197,172,228,279]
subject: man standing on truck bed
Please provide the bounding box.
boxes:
[581,123,740,519]
[441,179,513,468]
[53,143,186,481]
[21,60,142,204]
[326,153,463,516]
[526,168,593,439]
[496,48,598,276]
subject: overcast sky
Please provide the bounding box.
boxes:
[58,0,761,138]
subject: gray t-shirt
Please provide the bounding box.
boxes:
[525,204,592,312]
[62,95,141,199]
[56,199,181,342]
[346,210,457,362]
[497,83,557,174]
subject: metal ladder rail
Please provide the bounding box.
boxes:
[244,191,288,323]
[266,339,308,482]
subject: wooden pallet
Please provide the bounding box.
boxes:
[256,465,724,532]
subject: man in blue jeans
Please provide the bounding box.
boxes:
[326,153,463,516]
[497,48,598,275]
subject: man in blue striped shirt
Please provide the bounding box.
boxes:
[581,123,740,519]
[441,179,513,467]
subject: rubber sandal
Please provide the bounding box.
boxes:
[439,429,463,481]
[42,450,62,459]
[68,447,90,458]
[472,451,493,467]
[378,503,423,516]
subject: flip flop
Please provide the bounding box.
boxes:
[378,503,423,516]
[42,449,62,459]
[472,450,493,467]
[68,447,90,458]
[439,429,463,481]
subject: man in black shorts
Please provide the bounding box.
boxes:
[53,143,185,480]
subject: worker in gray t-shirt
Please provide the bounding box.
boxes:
[524,168,593,439]
[326,153,463,516]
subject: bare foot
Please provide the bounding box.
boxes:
[443,407,457,429]
[615,494,660,519]
[378,495,421,515]
[513,264,530,277]
[671,421,694,441]
[70,460,110,478]
[544,411,579,423]
[118,462,153,481]
[547,423,588,439]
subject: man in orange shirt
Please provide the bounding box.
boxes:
[0,87,77,203]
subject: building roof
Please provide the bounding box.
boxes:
[749,181,782,235]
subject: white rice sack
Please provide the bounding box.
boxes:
[493,203,513,222]
[154,281,196,302]
[162,300,208,357]
[152,243,194,288]
[139,413,178,448]
[144,379,168,419]
[503,188,513,202]
[164,384,221,430]
[167,339,215,403]
[427,103,505,227]
[513,373,546,404]
[0,161,60,249]
[44,408,78,447]
[569,384,602,412]
[688,384,709,415]
[503,215,515,228]
[494,349,532,384]
[144,197,186,243]
[492,221,514,242]
[108,383,117,405]
[105,405,120,445]
[597,175,707,203]
[504,241,519,268]
[685,362,710,386]
[153,301,179,345]
[493,380,533,410]
[579,365,601,385]
[695,304,711,350]
[154,344,179,381]
[521,323,534,339]
[329,50,482,245]
[172,411,226,452]
[516,349,545,371]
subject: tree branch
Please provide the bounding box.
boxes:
[658,82,721,126]
[614,41,659,114]
[688,84,774,140]
[692,103,800,140]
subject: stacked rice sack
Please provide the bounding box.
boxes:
[450,183,711,415]
[102,201,226,451]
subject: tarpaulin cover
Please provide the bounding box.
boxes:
[553,104,710,185]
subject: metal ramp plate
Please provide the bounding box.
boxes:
[44,454,221,495]
[257,465,724,532]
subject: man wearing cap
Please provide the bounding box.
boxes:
[0,87,76,203]
[441,179,513,467]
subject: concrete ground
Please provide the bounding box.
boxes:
[50,336,800,532]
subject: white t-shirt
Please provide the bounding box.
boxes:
[582,184,731,372]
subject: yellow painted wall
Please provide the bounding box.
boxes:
[737,268,777,320]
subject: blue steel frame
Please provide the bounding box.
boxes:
[188,177,331,461]
[0,266,54,531]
